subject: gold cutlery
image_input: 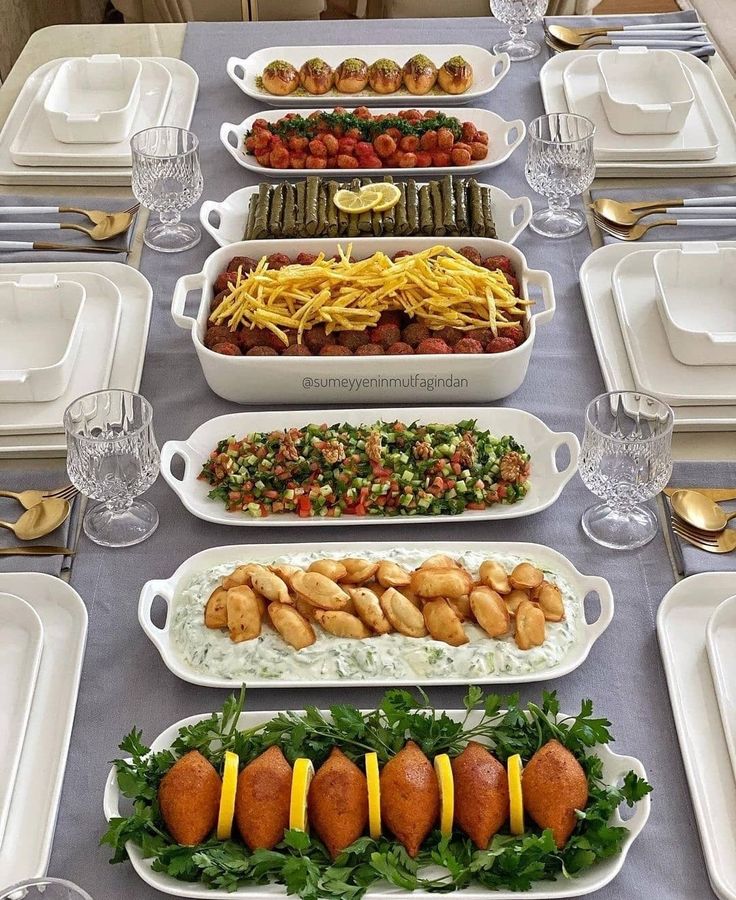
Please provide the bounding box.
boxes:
[592,198,736,227]
[0,498,70,540]
[0,216,136,241]
[0,241,128,254]
[664,487,736,502]
[593,213,736,241]
[671,516,736,554]
[0,483,78,509]
[546,22,707,48]
[0,545,74,557]
[670,489,736,533]
[3,202,139,227]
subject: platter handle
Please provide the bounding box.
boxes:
[580,574,615,642]
[102,765,124,820]
[524,267,555,327]
[138,579,174,650]
[200,200,224,245]
[171,272,205,330]
[607,753,651,835]
[160,440,197,486]
[488,52,511,91]
[509,195,533,239]
[220,122,245,167]
[226,56,248,93]
[502,118,526,155]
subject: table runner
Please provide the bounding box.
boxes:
[48,18,712,900]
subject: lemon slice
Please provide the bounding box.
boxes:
[365,751,381,839]
[507,754,524,836]
[216,750,239,840]
[333,189,380,214]
[434,753,454,837]
[289,757,315,832]
[361,182,401,212]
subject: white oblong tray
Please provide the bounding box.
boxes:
[138,540,612,689]
[226,43,510,107]
[706,594,736,785]
[161,406,578,527]
[220,107,525,178]
[200,182,532,247]
[103,705,648,899]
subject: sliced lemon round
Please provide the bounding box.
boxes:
[289,757,315,832]
[333,189,380,214]
[361,182,401,212]
[216,750,239,840]
[365,751,381,839]
[434,753,454,838]
[507,753,524,836]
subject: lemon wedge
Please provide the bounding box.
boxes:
[434,753,454,837]
[216,750,239,840]
[365,751,381,839]
[333,189,381,214]
[361,182,401,212]
[289,757,315,832]
[507,754,524,836]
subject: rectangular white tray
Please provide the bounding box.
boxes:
[705,595,736,787]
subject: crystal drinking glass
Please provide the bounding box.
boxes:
[525,113,596,238]
[579,391,674,551]
[490,0,548,60]
[0,879,93,900]
[64,390,160,548]
[131,126,203,253]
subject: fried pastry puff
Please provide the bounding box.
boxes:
[234,745,293,850]
[308,747,369,858]
[451,741,509,849]
[379,740,439,857]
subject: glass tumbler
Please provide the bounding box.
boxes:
[525,113,596,238]
[64,390,160,548]
[0,879,93,900]
[490,0,548,60]
[579,391,674,551]
[131,126,203,253]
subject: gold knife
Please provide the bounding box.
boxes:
[0,545,75,556]
[663,488,736,502]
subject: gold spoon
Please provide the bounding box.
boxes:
[592,198,686,227]
[671,490,736,533]
[547,22,703,48]
[0,498,70,540]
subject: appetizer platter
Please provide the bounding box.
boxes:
[160,409,578,526]
[102,688,651,899]
[139,541,611,688]
[220,107,525,177]
[226,44,510,106]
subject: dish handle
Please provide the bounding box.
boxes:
[171,272,205,330]
[138,579,174,651]
[200,200,225,246]
[525,267,556,326]
[220,122,246,166]
[548,432,580,483]
[509,195,533,239]
[502,118,526,155]
[226,56,248,93]
[607,753,651,838]
[161,439,198,488]
[580,574,615,643]
[488,52,511,91]
[102,765,124,821]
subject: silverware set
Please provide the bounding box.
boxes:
[591,196,736,241]
[0,482,79,553]
[0,202,139,253]
[666,488,736,554]
[544,21,711,55]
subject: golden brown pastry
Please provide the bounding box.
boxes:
[308,748,368,858]
[380,740,439,857]
[158,751,221,845]
[522,740,588,849]
[451,741,509,849]
[261,60,299,96]
[368,58,402,94]
[299,58,334,95]
[402,54,438,95]
[437,56,473,94]
[235,746,293,850]
[335,58,369,93]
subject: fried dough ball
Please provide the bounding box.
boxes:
[402,54,438,95]
[299,58,334,94]
[380,740,439,857]
[522,740,588,849]
[368,58,402,94]
[235,746,293,850]
[335,58,369,93]
[158,751,221,845]
[438,56,473,94]
[452,741,509,849]
[262,60,299,96]
[308,748,369,858]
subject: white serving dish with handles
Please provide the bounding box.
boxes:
[653,244,736,367]
[0,274,86,403]
[170,236,554,405]
[597,48,695,135]
[706,594,736,786]
[220,107,525,178]
[226,43,510,107]
[43,55,142,144]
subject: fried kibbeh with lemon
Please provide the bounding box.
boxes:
[522,739,588,848]
[380,740,439,857]
[235,746,293,850]
[451,741,509,849]
[158,750,221,846]
[307,748,369,858]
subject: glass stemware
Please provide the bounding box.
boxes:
[489,0,548,61]
[525,113,596,238]
[0,879,93,900]
[579,391,674,551]
[131,126,203,253]
[64,390,160,548]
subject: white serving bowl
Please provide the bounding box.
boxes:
[653,244,736,367]
[43,55,142,144]
[170,237,555,405]
[598,48,695,135]
[0,275,86,402]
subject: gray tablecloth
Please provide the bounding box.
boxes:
[46,17,712,900]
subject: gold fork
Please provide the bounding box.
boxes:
[0,545,75,557]
[0,203,140,242]
[0,482,78,510]
[594,211,736,242]
[671,517,736,553]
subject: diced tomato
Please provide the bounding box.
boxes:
[297,496,312,517]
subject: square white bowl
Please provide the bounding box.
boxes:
[598,48,695,135]
[0,274,86,402]
[43,54,142,144]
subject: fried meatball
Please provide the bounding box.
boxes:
[283,344,312,356]
[211,341,241,356]
[338,330,371,350]
[238,327,284,351]
[355,344,385,356]
[417,338,452,355]
[304,325,331,352]
[458,246,482,266]
[486,337,516,354]
[296,252,319,265]
[453,337,484,354]
[210,289,228,314]
[466,327,494,346]
[522,740,588,849]
[158,751,221,846]
[380,741,439,857]
[267,252,291,270]
[204,325,234,349]
[235,746,292,850]
[433,326,463,347]
[393,250,413,261]
[401,323,431,347]
[370,323,401,349]
[452,742,509,849]
[246,346,279,356]
[503,324,526,346]
[320,344,353,356]
[213,271,238,294]
[227,255,258,274]
[387,342,414,355]
[308,748,368,859]
[482,255,513,275]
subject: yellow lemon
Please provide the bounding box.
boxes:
[289,757,315,832]
[216,750,239,840]
[507,754,524,836]
[360,182,401,212]
[434,753,454,837]
[365,751,381,839]
[333,189,381,214]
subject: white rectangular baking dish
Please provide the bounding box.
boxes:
[706,593,736,786]
[170,237,554,405]
[227,43,509,107]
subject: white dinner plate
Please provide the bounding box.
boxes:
[9,59,172,167]
[706,595,736,786]
[0,272,122,435]
[220,107,525,178]
[227,43,509,107]
[0,573,87,886]
[658,573,736,900]
[562,55,718,161]
[578,241,736,430]
[0,593,43,848]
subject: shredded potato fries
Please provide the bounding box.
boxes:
[210,245,531,346]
